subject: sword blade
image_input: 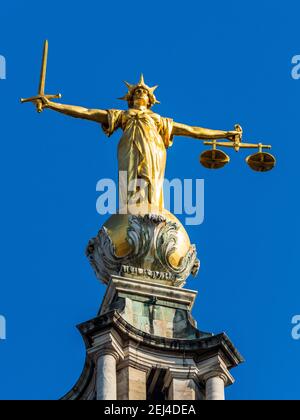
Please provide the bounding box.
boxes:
[38,40,48,96]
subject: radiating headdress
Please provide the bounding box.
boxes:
[118,74,160,108]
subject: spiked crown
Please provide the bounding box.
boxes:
[119,74,160,108]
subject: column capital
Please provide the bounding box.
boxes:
[117,357,152,375]
[164,366,199,390]
[88,330,124,363]
[197,355,234,387]
[164,366,202,401]
[203,370,228,385]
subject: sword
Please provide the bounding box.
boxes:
[20,40,62,113]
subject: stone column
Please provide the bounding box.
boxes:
[205,374,227,401]
[96,351,118,400]
[197,355,234,401]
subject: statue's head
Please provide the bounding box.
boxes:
[119,74,160,109]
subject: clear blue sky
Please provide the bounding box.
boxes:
[0,0,299,400]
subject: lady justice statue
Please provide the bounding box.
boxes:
[36,74,240,211]
[21,41,273,287]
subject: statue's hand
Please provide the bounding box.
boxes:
[30,95,49,107]
[31,95,50,113]
[226,130,242,142]
[38,96,50,107]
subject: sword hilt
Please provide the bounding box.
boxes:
[20,93,62,113]
[20,93,62,104]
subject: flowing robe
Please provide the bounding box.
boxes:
[102,108,174,211]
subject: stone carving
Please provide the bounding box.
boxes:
[121,266,176,281]
[86,221,121,284]
[86,214,200,287]
[155,220,200,284]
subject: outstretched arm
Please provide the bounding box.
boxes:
[39,97,108,125]
[172,121,239,141]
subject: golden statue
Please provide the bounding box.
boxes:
[21,41,243,211]
[21,41,275,212]
[40,76,243,210]
[21,41,276,287]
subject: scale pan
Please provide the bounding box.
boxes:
[200,149,230,169]
[246,152,276,172]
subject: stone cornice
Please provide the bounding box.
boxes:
[78,310,244,368]
[64,311,243,400]
[100,275,198,315]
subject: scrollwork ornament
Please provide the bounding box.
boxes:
[86,215,199,287]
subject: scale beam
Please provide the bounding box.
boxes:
[203,140,272,150]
